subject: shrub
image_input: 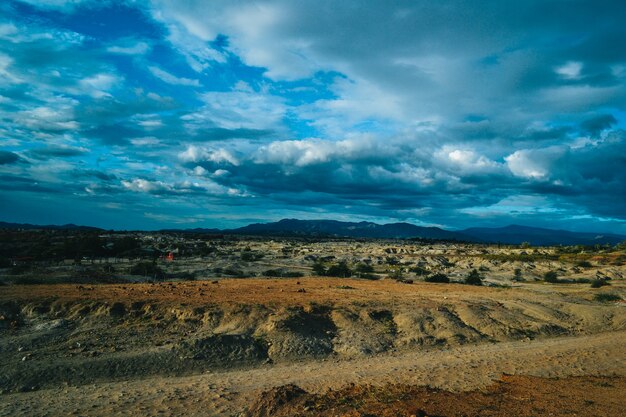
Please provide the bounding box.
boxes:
[425,273,450,283]
[594,293,621,302]
[130,261,165,280]
[358,273,379,280]
[312,261,327,276]
[590,279,610,288]
[513,268,523,281]
[576,260,593,268]
[410,266,429,276]
[543,271,558,283]
[354,262,374,274]
[326,261,352,278]
[387,268,404,280]
[465,269,483,286]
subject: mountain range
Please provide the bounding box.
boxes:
[2,219,625,246]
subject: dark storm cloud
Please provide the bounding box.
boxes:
[28,145,88,159]
[580,114,618,136]
[0,151,21,165]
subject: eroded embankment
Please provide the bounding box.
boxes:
[0,279,624,393]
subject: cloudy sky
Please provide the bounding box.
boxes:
[1,0,625,232]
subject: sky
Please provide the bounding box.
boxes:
[0,0,625,232]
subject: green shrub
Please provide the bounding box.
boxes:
[410,266,429,276]
[312,261,327,276]
[425,273,450,283]
[590,279,610,288]
[594,293,621,302]
[543,271,559,283]
[326,261,352,278]
[465,269,483,286]
[354,263,374,274]
[576,260,593,268]
[358,273,379,280]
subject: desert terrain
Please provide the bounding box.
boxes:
[1,232,625,416]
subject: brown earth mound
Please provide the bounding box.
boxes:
[245,375,626,417]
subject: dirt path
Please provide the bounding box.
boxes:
[2,330,624,417]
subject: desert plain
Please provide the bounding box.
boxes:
[1,233,625,416]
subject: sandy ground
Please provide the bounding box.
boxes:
[1,329,624,416]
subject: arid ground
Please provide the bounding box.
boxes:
[1,273,625,416]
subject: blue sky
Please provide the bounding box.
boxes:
[1,0,625,232]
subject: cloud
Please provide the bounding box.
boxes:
[28,145,89,159]
[148,65,200,86]
[107,41,150,55]
[1,0,626,233]
[0,151,20,165]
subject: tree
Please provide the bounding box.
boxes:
[465,269,483,286]
[513,268,523,281]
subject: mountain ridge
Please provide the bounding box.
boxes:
[1,219,625,246]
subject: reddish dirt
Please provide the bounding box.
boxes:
[0,277,597,308]
[246,375,626,417]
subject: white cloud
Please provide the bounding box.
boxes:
[121,178,171,193]
[148,66,200,87]
[78,73,120,98]
[183,90,285,130]
[435,146,501,174]
[178,145,240,166]
[107,42,150,55]
[555,61,583,80]
[505,147,567,180]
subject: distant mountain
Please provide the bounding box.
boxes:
[0,221,103,231]
[228,218,467,240]
[461,224,626,246]
[2,219,624,246]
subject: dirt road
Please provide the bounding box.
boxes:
[2,329,624,417]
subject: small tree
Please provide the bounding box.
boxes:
[513,268,523,281]
[543,270,558,283]
[465,269,483,286]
